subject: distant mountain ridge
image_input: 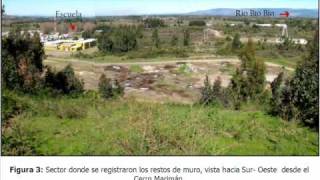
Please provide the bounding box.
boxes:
[188,8,318,18]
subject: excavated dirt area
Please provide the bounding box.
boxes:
[45,59,287,104]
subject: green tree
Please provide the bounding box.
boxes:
[98,74,124,99]
[232,33,242,50]
[55,65,84,94]
[212,76,223,104]
[200,75,213,105]
[171,34,179,46]
[1,30,44,92]
[269,72,284,115]
[82,30,93,39]
[97,33,113,52]
[98,74,113,99]
[189,20,206,26]
[183,29,191,46]
[289,31,319,128]
[152,28,160,48]
[229,39,266,107]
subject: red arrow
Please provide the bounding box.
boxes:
[280,11,290,17]
[69,23,77,31]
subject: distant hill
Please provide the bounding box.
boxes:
[188,8,318,18]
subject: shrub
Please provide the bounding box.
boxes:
[189,20,206,27]
[1,91,27,124]
[97,25,140,53]
[171,34,179,46]
[232,33,242,50]
[1,30,45,93]
[152,28,160,48]
[229,39,266,108]
[281,31,319,128]
[44,65,84,94]
[57,105,87,119]
[144,18,165,28]
[183,29,191,46]
[200,76,232,107]
[98,74,124,99]
[269,72,284,115]
[200,75,213,105]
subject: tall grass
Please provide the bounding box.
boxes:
[2,92,318,155]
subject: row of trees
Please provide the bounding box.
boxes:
[201,31,318,129]
[151,28,191,48]
[269,32,319,128]
[1,28,84,95]
[97,25,192,53]
[201,38,266,109]
[2,28,125,122]
[97,25,142,53]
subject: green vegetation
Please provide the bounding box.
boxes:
[270,32,319,129]
[2,16,318,156]
[2,93,318,155]
[152,28,160,48]
[144,18,165,28]
[189,20,206,27]
[98,74,124,99]
[97,25,142,53]
[129,65,144,73]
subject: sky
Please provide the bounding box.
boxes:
[3,0,318,16]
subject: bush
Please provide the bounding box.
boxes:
[229,39,266,108]
[98,74,124,99]
[232,33,242,50]
[144,18,165,28]
[189,20,206,27]
[200,76,226,106]
[97,25,140,53]
[277,31,319,128]
[44,65,84,94]
[171,34,179,46]
[269,72,284,115]
[1,91,27,124]
[1,29,45,93]
[183,29,191,46]
[57,105,87,119]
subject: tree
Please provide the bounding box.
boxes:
[54,65,84,94]
[232,33,242,50]
[144,18,164,28]
[212,77,222,103]
[97,25,139,53]
[98,74,124,99]
[183,29,190,46]
[1,30,45,92]
[200,75,213,105]
[98,74,113,99]
[229,39,266,108]
[82,30,93,39]
[152,28,160,48]
[189,20,206,26]
[269,72,284,115]
[288,31,319,128]
[171,34,179,46]
[97,33,113,52]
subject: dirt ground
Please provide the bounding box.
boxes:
[44,56,288,104]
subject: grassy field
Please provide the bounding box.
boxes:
[2,92,318,156]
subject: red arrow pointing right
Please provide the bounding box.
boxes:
[280,11,290,17]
